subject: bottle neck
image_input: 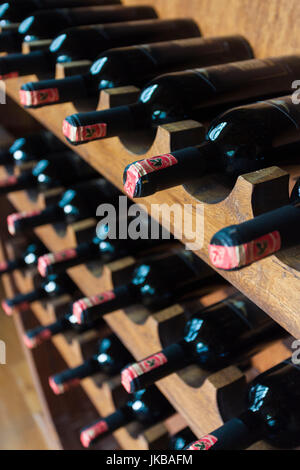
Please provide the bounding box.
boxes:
[121,342,189,393]
[37,235,175,277]
[20,75,88,108]
[122,295,286,393]
[0,258,22,275]
[0,172,37,195]
[80,406,131,448]
[23,316,71,349]
[0,49,53,79]
[209,203,300,270]
[2,287,46,315]
[49,357,101,394]
[72,284,135,324]
[7,205,64,235]
[37,246,84,277]
[123,142,216,198]
[186,413,262,450]
[62,102,147,145]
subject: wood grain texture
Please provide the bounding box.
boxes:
[123,0,300,59]
[0,290,49,450]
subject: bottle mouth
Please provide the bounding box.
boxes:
[20,84,60,108]
[72,291,116,324]
[37,255,52,277]
[1,299,30,315]
[23,328,52,349]
[62,116,107,145]
[48,375,80,395]
[123,153,178,198]
[38,248,78,277]
[80,420,109,448]
[185,435,218,450]
[7,210,42,235]
[209,227,282,270]
[0,260,9,273]
[209,227,242,270]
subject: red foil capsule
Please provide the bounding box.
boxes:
[23,328,52,349]
[123,154,178,198]
[20,87,59,107]
[48,375,81,395]
[80,420,109,448]
[62,120,107,143]
[186,435,218,450]
[121,352,167,393]
[7,210,42,235]
[37,248,77,277]
[209,230,281,270]
[72,291,116,324]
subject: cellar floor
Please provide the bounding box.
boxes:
[0,282,48,450]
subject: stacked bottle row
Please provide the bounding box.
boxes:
[2,230,300,450]
[0,132,298,449]
[1,1,299,271]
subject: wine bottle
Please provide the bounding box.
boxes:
[23,310,101,349]
[1,18,201,80]
[123,94,300,198]
[169,428,197,450]
[19,5,157,42]
[0,150,97,195]
[20,35,254,109]
[0,1,125,53]
[0,1,122,23]
[185,359,300,450]
[37,216,174,277]
[209,181,300,270]
[62,55,300,145]
[0,241,45,275]
[0,131,65,169]
[1,273,77,315]
[120,293,286,393]
[80,385,174,447]
[71,250,218,325]
[48,334,133,394]
[6,178,120,235]
[1,5,157,55]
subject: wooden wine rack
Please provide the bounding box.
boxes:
[1,0,300,450]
